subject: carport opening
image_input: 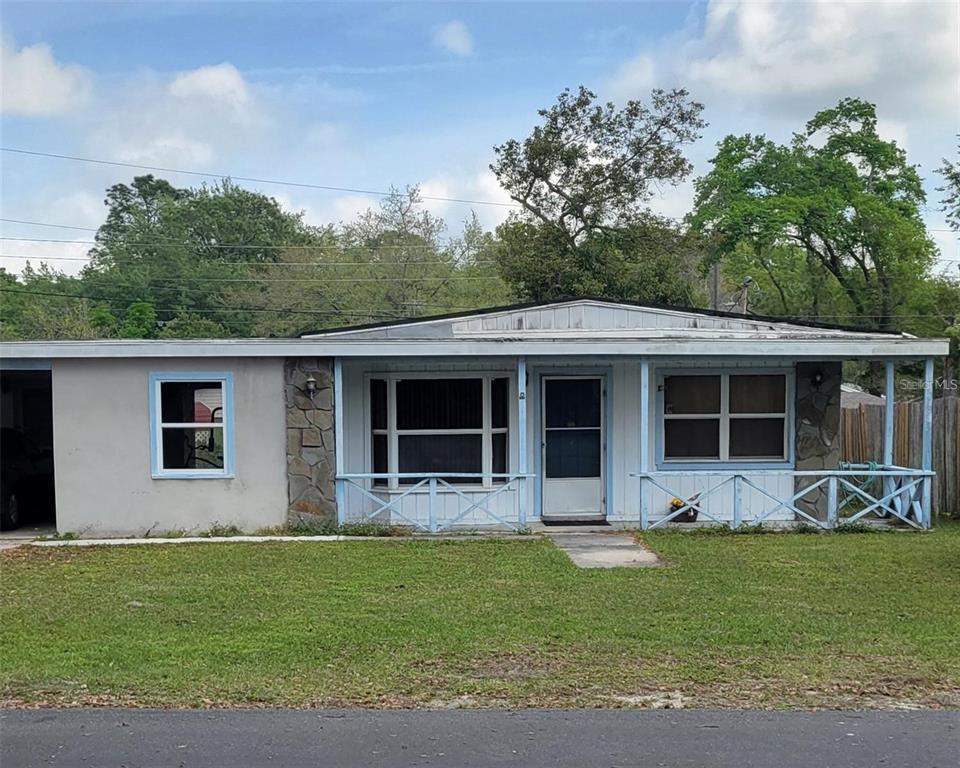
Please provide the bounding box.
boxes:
[0,370,56,532]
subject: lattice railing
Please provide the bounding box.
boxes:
[632,467,933,530]
[336,473,533,532]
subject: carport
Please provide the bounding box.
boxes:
[0,361,55,532]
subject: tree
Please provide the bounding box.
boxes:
[226,188,513,337]
[691,98,936,331]
[488,86,706,302]
[492,216,702,304]
[157,312,230,339]
[938,137,960,231]
[83,175,320,336]
[118,301,157,338]
[901,274,960,397]
[491,86,705,245]
[0,264,110,341]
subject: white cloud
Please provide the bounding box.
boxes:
[607,53,656,102]
[433,21,474,57]
[87,63,267,169]
[304,122,341,149]
[930,225,959,274]
[418,178,453,219]
[0,38,92,117]
[876,119,909,152]
[0,191,103,277]
[602,0,956,226]
[330,194,377,224]
[116,135,215,167]
[683,0,958,116]
[416,170,514,230]
[169,63,250,106]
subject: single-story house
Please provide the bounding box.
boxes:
[0,299,948,535]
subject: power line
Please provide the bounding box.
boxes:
[0,147,519,209]
[0,235,480,251]
[0,218,98,232]
[4,252,954,267]
[0,286,425,318]
[0,261,497,280]
[0,253,500,267]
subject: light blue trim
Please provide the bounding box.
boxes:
[638,358,651,528]
[921,357,934,528]
[0,358,52,371]
[516,357,527,525]
[654,366,796,471]
[148,371,235,480]
[531,366,613,519]
[883,362,896,467]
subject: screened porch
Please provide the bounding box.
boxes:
[330,355,938,532]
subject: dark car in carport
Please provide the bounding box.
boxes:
[1,427,54,530]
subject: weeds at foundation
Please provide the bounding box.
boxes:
[200,523,245,538]
[255,520,412,537]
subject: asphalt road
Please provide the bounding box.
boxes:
[1,709,957,768]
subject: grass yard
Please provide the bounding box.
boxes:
[2,526,959,710]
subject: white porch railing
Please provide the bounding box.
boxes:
[336,473,533,532]
[632,465,934,530]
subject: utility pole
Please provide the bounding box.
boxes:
[710,262,719,311]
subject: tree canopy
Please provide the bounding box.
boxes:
[691,98,937,331]
[489,86,706,302]
[0,181,511,340]
[938,138,960,232]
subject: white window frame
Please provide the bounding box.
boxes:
[149,372,235,479]
[659,370,792,468]
[367,372,511,490]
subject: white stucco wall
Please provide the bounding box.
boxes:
[52,357,287,535]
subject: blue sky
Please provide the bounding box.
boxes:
[1,1,957,275]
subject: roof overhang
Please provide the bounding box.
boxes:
[1,336,949,360]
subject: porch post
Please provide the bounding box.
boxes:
[334,357,346,525]
[826,475,839,528]
[883,361,897,517]
[883,361,895,467]
[921,357,934,528]
[733,475,743,529]
[639,358,651,529]
[517,356,527,526]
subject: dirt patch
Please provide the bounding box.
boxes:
[467,652,564,681]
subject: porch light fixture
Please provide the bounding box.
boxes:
[810,370,824,389]
[304,375,318,398]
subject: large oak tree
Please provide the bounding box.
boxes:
[691,98,936,331]
[489,86,706,302]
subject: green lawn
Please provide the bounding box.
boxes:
[2,526,959,709]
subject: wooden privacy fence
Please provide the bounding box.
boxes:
[841,398,960,517]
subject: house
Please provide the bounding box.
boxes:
[0,299,948,535]
[841,383,887,409]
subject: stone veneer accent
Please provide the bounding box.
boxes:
[284,358,337,525]
[794,361,842,520]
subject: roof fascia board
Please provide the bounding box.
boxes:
[2,338,948,359]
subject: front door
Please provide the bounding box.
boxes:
[541,376,604,519]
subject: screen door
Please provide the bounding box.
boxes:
[541,376,604,518]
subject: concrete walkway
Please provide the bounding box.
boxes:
[0,526,53,551]
[543,526,663,568]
